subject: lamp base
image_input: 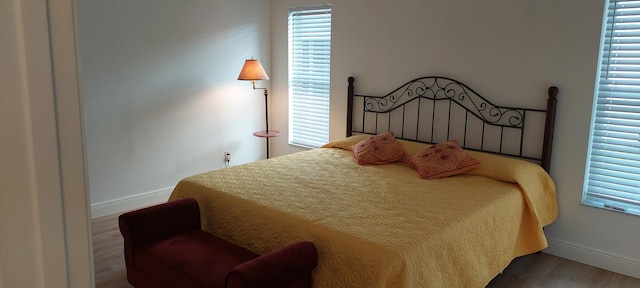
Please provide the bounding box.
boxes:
[253,130,280,138]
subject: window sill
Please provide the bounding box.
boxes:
[582,199,640,217]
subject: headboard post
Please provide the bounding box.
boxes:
[346,77,355,137]
[541,86,558,173]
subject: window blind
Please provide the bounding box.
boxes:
[585,0,640,216]
[288,5,331,148]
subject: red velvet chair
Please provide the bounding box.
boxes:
[118,198,318,288]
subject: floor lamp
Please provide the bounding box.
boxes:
[238,58,279,159]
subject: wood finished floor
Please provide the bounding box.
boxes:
[93,213,640,288]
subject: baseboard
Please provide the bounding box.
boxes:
[545,237,640,279]
[90,187,173,218]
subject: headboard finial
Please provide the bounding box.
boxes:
[548,86,559,99]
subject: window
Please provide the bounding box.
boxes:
[288,5,331,148]
[584,0,640,216]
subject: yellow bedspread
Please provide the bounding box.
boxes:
[169,137,558,288]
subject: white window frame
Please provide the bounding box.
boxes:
[287,4,332,148]
[584,0,640,216]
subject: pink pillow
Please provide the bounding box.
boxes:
[352,132,406,165]
[406,140,480,179]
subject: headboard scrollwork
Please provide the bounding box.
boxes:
[346,76,558,172]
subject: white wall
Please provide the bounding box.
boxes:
[76,0,271,216]
[271,0,639,279]
[4,0,272,285]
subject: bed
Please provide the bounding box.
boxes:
[169,76,559,288]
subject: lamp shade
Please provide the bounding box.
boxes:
[237,58,270,81]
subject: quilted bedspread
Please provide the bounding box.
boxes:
[168,137,558,288]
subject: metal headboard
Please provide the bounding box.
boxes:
[346,76,558,172]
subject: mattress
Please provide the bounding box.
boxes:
[168,136,558,287]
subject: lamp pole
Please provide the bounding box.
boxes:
[263,87,270,159]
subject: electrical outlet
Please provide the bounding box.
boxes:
[224,152,231,163]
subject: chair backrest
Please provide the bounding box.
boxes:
[119,198,202,254]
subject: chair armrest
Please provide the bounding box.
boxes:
[118,198,201,251]
[226,241,318,288]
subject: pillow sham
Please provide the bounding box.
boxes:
[406,140,480,179]
[320,134,371,150]
[352,131,405,165]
